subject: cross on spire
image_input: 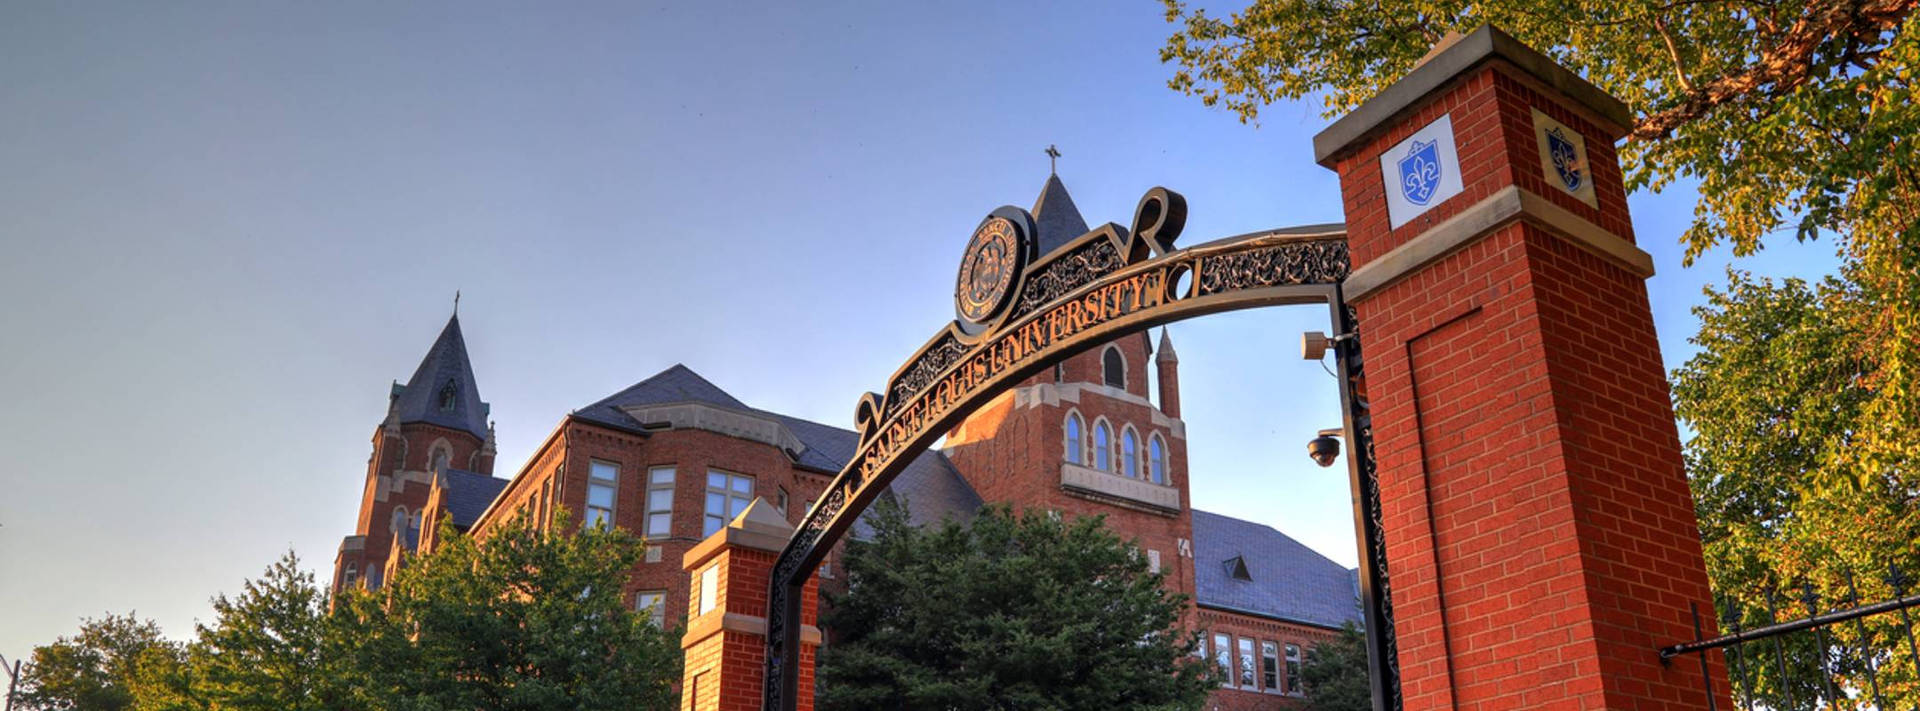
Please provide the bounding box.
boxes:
[1045,144,1061,174]
[453,290,461,315]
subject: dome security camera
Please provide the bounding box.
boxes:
[1308,428,1343,468]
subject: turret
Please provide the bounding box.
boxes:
[1156,328,1180,418]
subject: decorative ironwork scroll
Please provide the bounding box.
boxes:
[1335,300,1402,711]
[763,187,1397,711]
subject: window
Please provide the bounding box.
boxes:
[1093,420,1113,471]
[586,461,618,529]
[1064,412,1085,464]
[820,552,834,579]
[1225,555,1252,581]
[1102,346,1125,388]
[1285,644,1302,694]
[1122,427,1139,478]
[1150,434,1168,484]
[342,562,360,589]
[1193,632,1208,661]
[635,590,667,628]
[645,467,674,538]
[1053,362,1064,382]
[430,446,450,474]
[1238,638,1256,688]
[704,470,753,537]
[390,506,409,534]
[1261,641,1280,691]
[776,486,790,514]
[1213,632,1233,686]
[408,511,422,548]
[438,380,457,411]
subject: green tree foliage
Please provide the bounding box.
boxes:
[1160,0,1920,477]
[332,510,680,711]
[1299,623,1370,711]
[818,501,1213,711]
[1673,271,1919,708]
[15,613,180,711]
[186,551,339,711]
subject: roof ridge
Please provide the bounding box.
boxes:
[576,363,745,414]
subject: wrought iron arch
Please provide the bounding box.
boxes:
[765,187,1399,711]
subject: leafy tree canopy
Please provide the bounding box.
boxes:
[15,613,180,711]
[1673,271,1920,705]
[1161,1,1920,474]
[1300,623,1371,711]
[819,501,1213,711]
[333,510,680,711]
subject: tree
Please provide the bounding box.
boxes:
[15,614,180,711]
[184,551,338,711]
[1159,0,1920,478]
[332,510,680,711]
[818,501,1213,711]
[1299,623,1370,711]
[1672,271,1919,706]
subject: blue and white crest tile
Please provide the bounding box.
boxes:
[1531,109,1598,208]
[1379,114,1463,229]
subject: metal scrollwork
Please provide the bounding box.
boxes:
[764,186,1400,711]
[1198,240,1350,295]
[886,334,967,419]
[1014,238,1124,317]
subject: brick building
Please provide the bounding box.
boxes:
[332,174,1362,708]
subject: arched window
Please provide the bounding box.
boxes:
[1102,346,1125,389]
[430,446,450,474]
[1064,411,1085,464]
[1093,420,1113,471]
[438,380,458,411]
[1150,434,1168,484]
[408,511,423,549]
[1122,427,1139,478]
[389,506,409,534]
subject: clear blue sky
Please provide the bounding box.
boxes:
[0,1,1843,657]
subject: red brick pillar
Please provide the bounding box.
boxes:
[1315,27,1729,709]
[681,498,820,711]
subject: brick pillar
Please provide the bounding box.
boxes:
[681,498,820,711]
[1314,27,1729,709]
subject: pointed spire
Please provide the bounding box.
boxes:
[390,313,490,441]
[1030,173,1090,257]
[1157,328,1179,363]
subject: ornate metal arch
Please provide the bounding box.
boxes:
[766,188,1400,711]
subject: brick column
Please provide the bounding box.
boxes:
[1315,27,1729,709]
[681,498,821,711]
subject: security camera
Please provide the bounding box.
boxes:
[1307,428,1343,468]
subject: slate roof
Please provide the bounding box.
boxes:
[569,364,982,531]
[392,315,490,440]
[1190,509,1362,630]
[1031,173,1092,257]
[440,468,511,529]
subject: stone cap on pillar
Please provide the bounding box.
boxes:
[1313,25,1633,166]
[683,496,793,570]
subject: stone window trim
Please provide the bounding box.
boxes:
[1261,640,1281,692]
[428,438,453,474]
[1149,433,1169,484]
[1101,344,1126,390]
[1063,409,1086,465]
[585,460,619,530]
[1091,417,1114,472]
[635,589,668,628]
[1284,643,1303,695]
[645,466,675,540]
[1121,425,1141,479]
[1212,632,1233,687]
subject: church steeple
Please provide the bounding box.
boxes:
[390,314,490,441]
[1030,173,1091,257]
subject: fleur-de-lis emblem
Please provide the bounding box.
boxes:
[1546,127,1583,191]
[1398,139,1442,206]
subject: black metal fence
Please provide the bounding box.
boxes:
[1662,566,1920,710]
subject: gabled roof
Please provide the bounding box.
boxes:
[1030,173,1091,257]
[440,468,511,529]
[569,364,981,527]
[1191,509,1362,630]
[572,364,749,432]
[392,315,490,440]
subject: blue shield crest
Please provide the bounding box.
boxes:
[1546,127,1583,191]
[1398,139,1442,206]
